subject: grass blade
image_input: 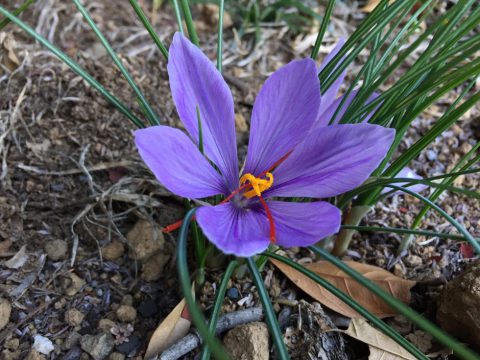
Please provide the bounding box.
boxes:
[128,0,169,60]
[310,0,336,60]
[0,0,35,30]
[309,247,480,360]
[246,258,289,360]
[177,209,228,360]
[180,0,199,46]
[72,0,159,126]
[0,5,145,128]
[265,252,428,360]
[171,0,184,33]
[217,0,225,72]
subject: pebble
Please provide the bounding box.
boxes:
[32,335,54,356]
[101,241,124,261]
[80,333,115,360]
[63,332,82,350]
[115,335,140,356]
[1,349,20,360]
[223,322,269,360]
[0,298,12,330]
[26,350,46,360]
[44,239,68,261]
[61,347,82,360]
[404,255,422,267]
[63,273,86,296]
[98,319,116,333]
[138,299,158,317]
[226,287,240,300]
[108,353,125,360]
[65,309,85,328]
[126,219,164,262]
[5,338,19,350]
[141,253,169,282]
[116,305,137,323]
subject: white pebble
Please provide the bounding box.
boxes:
[33,334,54,355]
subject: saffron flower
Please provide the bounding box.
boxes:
[135,33,395,257]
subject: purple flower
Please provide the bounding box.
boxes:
[135,33,395,257]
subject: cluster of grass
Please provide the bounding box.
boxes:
[1,0,479,358]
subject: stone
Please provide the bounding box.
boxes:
[0,298,12,330]
[44,239,68,261]
[63,332,82,350]
[101,241,124,261]
[108,353,125,360]
[32,335,54,356]
[63,273,86,296]
[404,255,422,267]
[5,338,19,350]
[25,350,46,360]
[141,253,169,282]
[436,262,480,345]
[1,349,20,360]
[115,335,140,356]
[223,322,269,360]
[116,305,136,323]
[137,299,158,318]
[126,219,164,262]
[226,287,240,300]
[65,309,84,328]
[98,319,116,333]
[62,347,82,360]
[80,333,115,360]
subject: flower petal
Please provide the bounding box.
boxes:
[244,58,321,176]
[318,38,346,115]
[266,201,341,247]
[381,166,428,196]
[135,126,225,198]
[316,91,380,127]
[168,33,238,190]
[196,203,270,257]
[267,124,395,198]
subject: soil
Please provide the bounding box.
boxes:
[0,0,479,359]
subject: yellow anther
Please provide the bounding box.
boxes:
[239,172,274,199]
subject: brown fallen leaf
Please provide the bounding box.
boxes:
[271,259,415,318]
[361,0,384,12]
[345,318,416,360]
[144,298,191,359]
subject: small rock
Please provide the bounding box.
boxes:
[127,219,164,262]
[32,335,54,356]
[63,273,86,296]
[64,332,82,350]
[121,295,133,306]
[5,338,19,350]
[141,253,169,281]
[116,305,136,323]
[108,353,125,360]
[426,150,437,161]
[26,350,46,360]
[404,255,422,267]
[65,309,84,328]
[61,347,82,360]
[437,262,480,345]
[101,241,124,261]
[98,319,116,333]
[0,298,12,330]
[226,287,240,300]
[115,335,140,356]
[138,299,158,317]
[1,349,20,360]
[80,333,115,360]
[44,239,68,261]
[223,322,269,360]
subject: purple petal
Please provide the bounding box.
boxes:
[135,126,225,198]
[316,91,380,127]
[168,33,238,191]
[196,203,270,257]
[318,39,346,115]
[244,58,321,176]
[267,124,395,198]
[266,201,341,247]
[381,166,428,196]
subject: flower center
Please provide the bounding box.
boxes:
[239,172,274,199]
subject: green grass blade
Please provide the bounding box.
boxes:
[246,258,289,360]
[180,0,199,46]
[265,252,428,360]
[310,0,336,60]
[309,247,480,360]
[0,0,35,30]
[341,225,480,243]
[128,0,169,60]
[177,208,229,360]
[216,0,225,72]
[200,259,238,360]
[72,0,159,126]
[0,5,145,128]
[172,0,185,33]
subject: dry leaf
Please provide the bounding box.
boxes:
[271,259,415,318]
[5,245,28,269]
[144,298,191,359]
[345,318,416,360]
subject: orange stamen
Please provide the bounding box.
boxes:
[162,151,293,234]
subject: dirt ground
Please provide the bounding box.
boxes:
[0,0,479,359]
